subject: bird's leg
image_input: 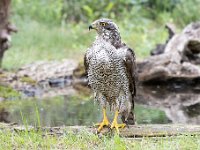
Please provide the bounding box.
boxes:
[111,110,126,134]
[95,108,110,132]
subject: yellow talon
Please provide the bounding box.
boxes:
[96,108,110,132]
[111,110,126,134]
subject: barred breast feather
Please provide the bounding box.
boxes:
[86,38,131,112]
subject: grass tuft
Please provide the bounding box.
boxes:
[0,130,199,149]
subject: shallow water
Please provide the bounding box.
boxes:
[0,96,169,126]
[0,85,200,126]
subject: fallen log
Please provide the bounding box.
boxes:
[138,22,200,84]
[0,123,200,138]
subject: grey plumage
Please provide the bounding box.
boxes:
[85,18,136,125]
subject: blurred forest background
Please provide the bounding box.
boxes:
[4,0,200,69]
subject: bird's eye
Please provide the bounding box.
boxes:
[100,22,107,26]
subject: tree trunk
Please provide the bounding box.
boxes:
[0,0,17,67]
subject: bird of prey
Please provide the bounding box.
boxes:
[84,18,137,133]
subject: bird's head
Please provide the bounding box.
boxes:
[89,18,119,35]
[89,18,122,48]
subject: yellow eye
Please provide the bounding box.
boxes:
[100,22,107,26]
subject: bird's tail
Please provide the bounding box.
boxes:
[121,111,135,125]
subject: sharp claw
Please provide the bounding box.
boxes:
[97,124,104,132]
[96,119,110,132]
[111,123,126,134]
[111,123,126,129]
[96,121,110,132]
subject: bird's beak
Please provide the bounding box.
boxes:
[89,24,97,31]
[89,25,93,31]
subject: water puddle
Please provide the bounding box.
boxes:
[1,84,200,126]
[0,95,170,126]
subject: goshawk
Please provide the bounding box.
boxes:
[84,18,137,133]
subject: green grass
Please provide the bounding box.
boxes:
[3,18,95,69]
[3,16,168,70]
[0,129,199,149]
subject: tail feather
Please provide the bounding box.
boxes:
[121,111,135,125]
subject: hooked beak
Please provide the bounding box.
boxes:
[89,25,93,31]
[89,24,97,31]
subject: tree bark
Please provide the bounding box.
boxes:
[0,0,17,67]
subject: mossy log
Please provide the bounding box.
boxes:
[1,123,200,138]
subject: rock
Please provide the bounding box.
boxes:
[0,59,85,98]
[17,59,78,82]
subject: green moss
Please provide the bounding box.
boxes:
[20,77,37,85]
[0,85,21,99]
